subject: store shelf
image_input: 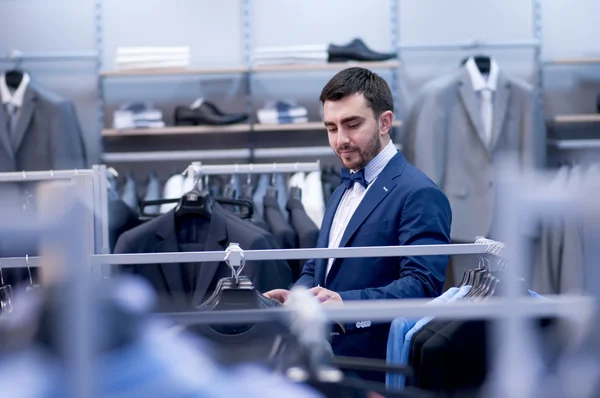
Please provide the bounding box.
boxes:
[252,60,401,73]
[253,120,402,132]
[551,114,600,124]
[100,66,249,77]
[548,58,600,66]
[102,124,251,137]
[102,120,403,136]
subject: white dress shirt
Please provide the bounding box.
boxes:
[325,140,398,278]
[0,72,31,137]
[465,57,499,147]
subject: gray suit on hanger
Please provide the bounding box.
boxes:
[0,80,87,206]
[403,67,539,242]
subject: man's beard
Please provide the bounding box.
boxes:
[337,128,382,170]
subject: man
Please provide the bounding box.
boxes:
[265,67,452,382]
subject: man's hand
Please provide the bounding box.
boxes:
[309,286,343,304]
[263,289,290,303]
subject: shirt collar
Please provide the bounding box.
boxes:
[465,57,499,92]
[356,140,397,184]
[0,72,31,108]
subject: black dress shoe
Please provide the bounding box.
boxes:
[174,101,248,126]
[327,38,396,63]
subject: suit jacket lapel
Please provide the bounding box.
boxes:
[325,152,406,286]
[154,211,186,301]
[192,204,228,306]
[458,71,488,152]
[12,87,36,153]
[315,184,346,286]
[490,74,511,152]
[0,105,14,159]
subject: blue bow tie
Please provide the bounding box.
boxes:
[341,168,368,189]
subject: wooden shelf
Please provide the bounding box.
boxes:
[252,60,401,73]
[253,120,402,132]
[549,58,600,66]
[100,66,248,77]
[552,114,600,124]
[102,124,251,136]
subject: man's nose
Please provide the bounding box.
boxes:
[337,128,350,147]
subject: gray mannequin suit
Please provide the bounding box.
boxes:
[403,66,538,242]
[0,80,87,206]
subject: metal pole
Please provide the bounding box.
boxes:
[91,243,496,266]
[0,169,93,182]
[98,165,110,255]
[95,0,105,143]
[532,0,545,167]
[242,0,256,162]
[389,0,400,131]
[0,50,99,62]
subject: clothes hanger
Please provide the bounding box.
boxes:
[461,54,492,75]
[196,245,275,312]
[265,163,279,199]
[4,58,25,90]
[0,262,13,314]
[174,165,213,219]
[24,255,40,292]
[289,186,302,201]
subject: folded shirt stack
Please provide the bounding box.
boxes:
[113,102,165,129]
[253,44,327,66]
[257,101,308,125]
[115,47,191,70]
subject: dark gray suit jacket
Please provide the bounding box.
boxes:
[0,80,87,205]
[403,67,539,241]
[114,204,293,312]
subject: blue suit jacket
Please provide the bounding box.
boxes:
[295,151,451,380]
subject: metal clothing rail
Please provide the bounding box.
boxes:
[548,139,600,150]
[163,295,593,326]
[396,39,541,52]
[91,243,499,266]
[0,169,94,182]
[0,50,99,62]
[0,256,44,269]
[185,161,321,176]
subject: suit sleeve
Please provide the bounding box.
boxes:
[339,186,452,302]
[295,258,317,288]
[52,101,87,169]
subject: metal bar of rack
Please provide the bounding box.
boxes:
[162,295,592,326]
[102,149,251,163]
[91,243,495,266]
[548,139,600,150]
[185,161,320,176]
[396,39,541,52]
[0,169,93,182]
[0,50,99,62]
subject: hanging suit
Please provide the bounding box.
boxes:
[402,62,539,241]
[114,204,292,312]
[0,74,87,283]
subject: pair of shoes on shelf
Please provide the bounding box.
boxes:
[328,38,396,63]
[175,98,248,126]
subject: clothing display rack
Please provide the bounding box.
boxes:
[548,139,600,150]
[0,166,109,269]
[0,49,99,63]
[183,160,321,176]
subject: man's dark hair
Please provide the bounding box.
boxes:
[319,67,394,117]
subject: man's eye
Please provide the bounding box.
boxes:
[349,124,360,128]
[328,129,337,133]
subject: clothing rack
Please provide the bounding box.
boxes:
[0,50,99,63]
[103,145,347,163]
[0,167,109,267]
[548,139,600,150]
[396,39,541,52]
[184,161,321,177]
[91,242,501,267]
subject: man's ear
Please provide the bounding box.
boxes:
[379,110,394,136]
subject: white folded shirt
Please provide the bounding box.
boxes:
[116,59,190,70]
[253,44,327,54]
[117,47,191,56]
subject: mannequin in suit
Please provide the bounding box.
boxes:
[264,67,452,382]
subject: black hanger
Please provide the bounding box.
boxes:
[175,186,213,219]
[289,186,302,201]
[266,186,278,199]
[140,197,253,219]
[196,275,275,312]
[461,54,492,74]
[4,69,24,90]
